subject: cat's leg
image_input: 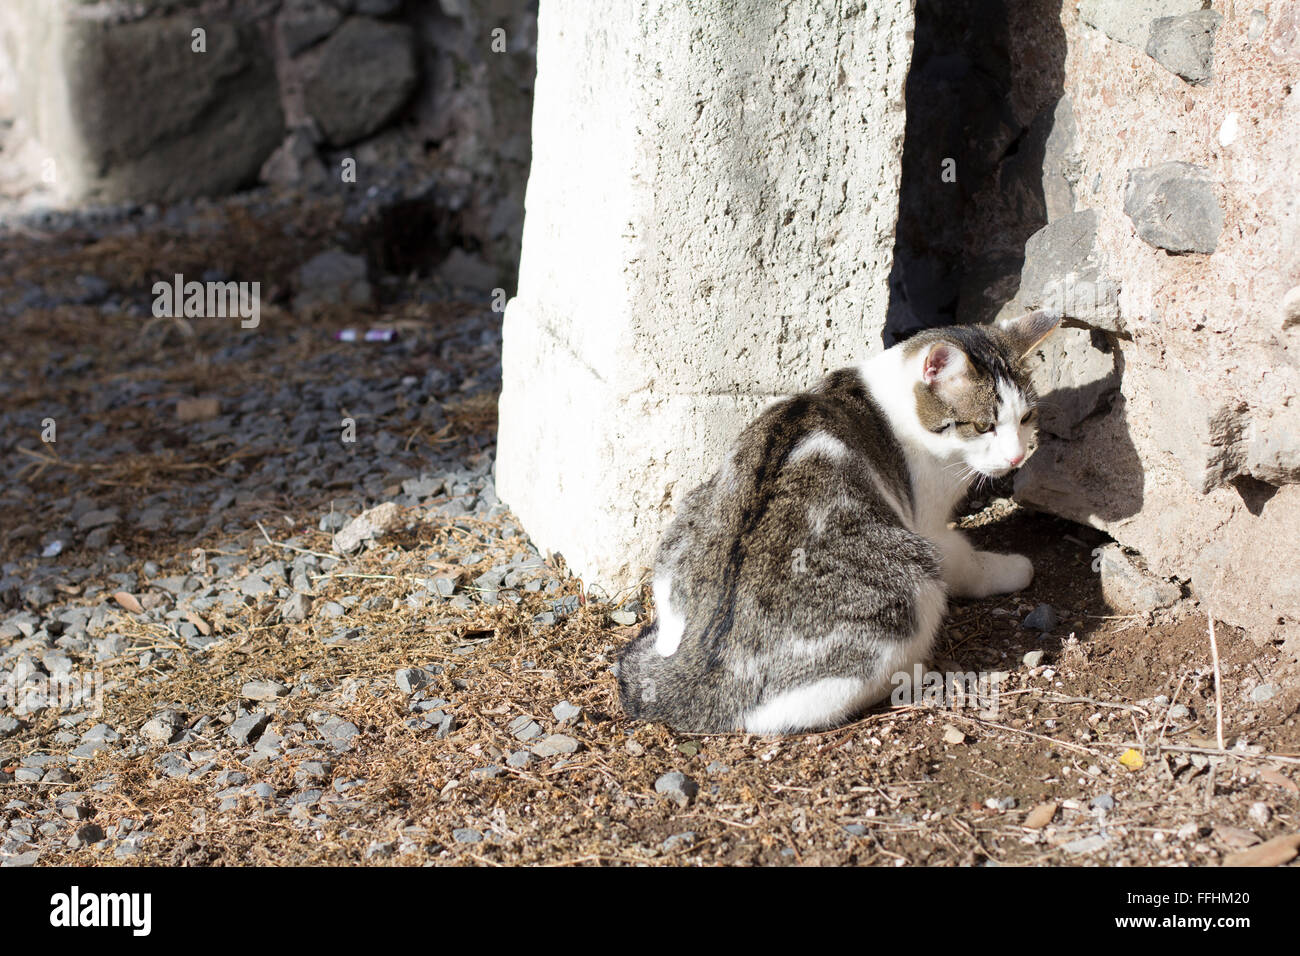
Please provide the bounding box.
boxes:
[934,527,1033,598]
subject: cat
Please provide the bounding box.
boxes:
[616,311,1061,734]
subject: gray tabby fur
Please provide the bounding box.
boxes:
[616,313,1061,734]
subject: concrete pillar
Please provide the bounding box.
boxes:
[497,0,915,592]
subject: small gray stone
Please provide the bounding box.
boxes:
[1062,833,1109,855]
[70,823,105,848]
[238,575,274,597]
[321,716,360,751]
[294,761,332,786]
[508,715,542,741]
[661,831,696,853]
[506,750,537,768]
[1022,649,1045,668]
[365,840,394,859]
[80,722,120,744]
[141,711,184,744]
[530,734,580,758]
[332,502,402,554]
[1250,684,1278,703]
[452,827,483,844]
[609,610,637,626]
[228,712,271,746]
[1,850,41,867]
[470,765,503,780]
[69,741,111,761]
[551,701,582,724]
[654,771,699,806]
[77,508,120,531]
[241,680,289,702]
[1022,604,1058,632]
[706,760,731,775]
[395,667,432,694]
[1091,793,1116,812]
[280,592,312,623]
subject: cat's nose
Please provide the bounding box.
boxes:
[1008,453,1025,467]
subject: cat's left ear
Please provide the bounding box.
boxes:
[997,310,1062,358]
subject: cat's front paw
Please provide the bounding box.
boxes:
[980,551,1034,595]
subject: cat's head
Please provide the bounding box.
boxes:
[906,311,1061,478]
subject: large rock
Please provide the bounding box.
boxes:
[1011,210,1123,333]
[497,0,914,590]
[1078,0,1208,50]
[0,3,284,203]
[304,17,418,146]
[1124,162,1222,254]
[1146,10,1222,85]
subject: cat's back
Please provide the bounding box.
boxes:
[659,366,937,628]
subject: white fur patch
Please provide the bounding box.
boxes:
[788,430,849,465]
[652,575,685,657]
[743,676,869,735]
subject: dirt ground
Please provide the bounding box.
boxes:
[0,197,1297,867]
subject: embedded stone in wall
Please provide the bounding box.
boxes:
[1123,161,1222,254]
[52,14,283,203]
[1011,210,1122,333]
[1078,0,1208,50]
[281,0,343,56]
[1023,325,1120,442]
[1147,10,1222,85]
[1094,544,1183,612]
[1040,96,1084,222]
[304,17,418,146]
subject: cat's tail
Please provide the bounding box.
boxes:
[616,622,668,721]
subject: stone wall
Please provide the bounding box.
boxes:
[893,0,1297,653]
[496,0,915,592]
[0,0,536,287]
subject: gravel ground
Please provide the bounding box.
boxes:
[0,190,1297,867]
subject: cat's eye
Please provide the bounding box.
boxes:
[973,421,994,434]
[1020,410,1035,424]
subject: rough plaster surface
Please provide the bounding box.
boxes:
[497,0,915,592]
[1013,2,1300,650]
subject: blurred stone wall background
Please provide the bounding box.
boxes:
[0,0,537,290]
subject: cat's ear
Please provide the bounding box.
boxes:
[998,310,1062,358]
[921,342,968,392]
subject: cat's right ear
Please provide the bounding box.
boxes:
[922,342,968,387]
[998,310,1062,358]
[921,342,969,404]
